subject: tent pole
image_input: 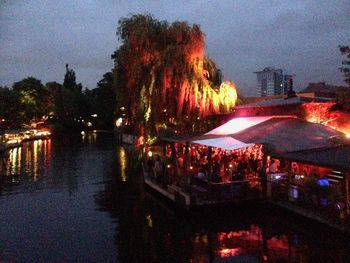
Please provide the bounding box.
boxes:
[286,160,292,202]
[162,141,166,157]
[185,141,190,177]
[207,146,213,182]
[170,142,177,177]
[262,144,270,199]
[345,172,350,216]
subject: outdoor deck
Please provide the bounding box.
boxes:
[143,165,262,209]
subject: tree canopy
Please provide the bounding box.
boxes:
[0,65,115,131]
[112,14,238,141]
[12,77,52,123]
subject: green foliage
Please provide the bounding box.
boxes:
[203,58,222,86]
[53,64,89,130]
[1,65,115,131]
[112,14,234,139]
[85,72,116,129]
[12,77,51,123]
[0,86,21,126]
[64,64,79,92]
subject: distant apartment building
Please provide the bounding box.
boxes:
[254,67,292,97]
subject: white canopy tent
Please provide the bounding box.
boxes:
[195,116,295,150]
[205,116,292,135]
[192,136,253,151]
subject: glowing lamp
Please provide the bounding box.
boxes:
[167,164,171,168]
[190,166,193,170]
[318,178,330,186]
[148,151,153,157]
[36,131,51,136]
[7,139,20,145]
[346,134,350,139]
[115,118,123,127]
[217,248,240,257]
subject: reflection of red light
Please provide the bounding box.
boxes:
[217,248,241,257]
[47,139,51,152]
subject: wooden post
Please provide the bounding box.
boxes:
[207,146,213,182]
[345,172,350,216]
[261,144,270,199]
[184,142,190,176]
[170,142,177,177]
[286,160,292,201]
[162,141,166,157]
[184,142,191,191]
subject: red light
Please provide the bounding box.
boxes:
[217,248,241,257]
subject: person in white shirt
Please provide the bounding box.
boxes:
[269,159,279,173]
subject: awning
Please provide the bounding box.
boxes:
[192,136,253,151]
[205,116,293,135]
[231,117,346,152]
[272,144,350,170]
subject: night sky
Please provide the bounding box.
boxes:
[0,0,349,96]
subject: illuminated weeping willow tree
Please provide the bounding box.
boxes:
[112,14,238,141]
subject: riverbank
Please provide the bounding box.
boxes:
[0,128,51,153]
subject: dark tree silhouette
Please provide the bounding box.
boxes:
[339,45,350,87]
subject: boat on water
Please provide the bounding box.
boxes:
[0,128,51,153]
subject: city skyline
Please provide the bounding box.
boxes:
[1,0,349,96]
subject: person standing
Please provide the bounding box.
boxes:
[259,162,268,198]
[154,154,164,185]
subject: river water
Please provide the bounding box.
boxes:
[0,134,349,263]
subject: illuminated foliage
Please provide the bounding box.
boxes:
[112,14,238,139]
[13,77,52,123]
[302,102,350,135]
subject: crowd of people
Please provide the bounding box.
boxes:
[145,143,270,189]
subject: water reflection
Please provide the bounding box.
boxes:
[118,147,128,182]
[0,136,349,262]
[0,139,52,179]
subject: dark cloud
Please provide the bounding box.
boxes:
[0,0,349,95]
